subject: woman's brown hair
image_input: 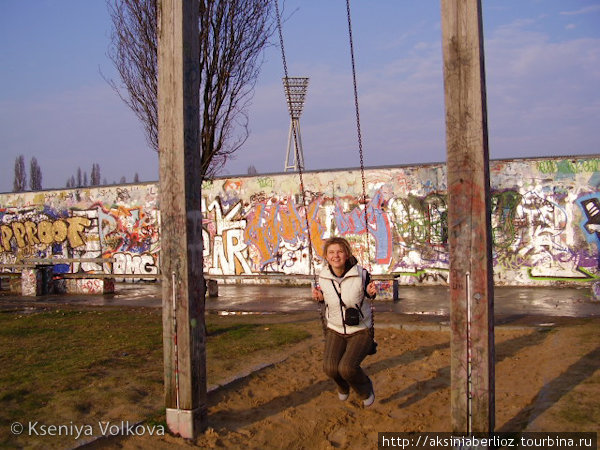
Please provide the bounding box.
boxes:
[322,237,352,257]
[322,237,358,267]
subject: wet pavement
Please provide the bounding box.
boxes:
[1,282,599,320]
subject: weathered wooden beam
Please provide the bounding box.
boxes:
[21,258,115,264]
[205,273,400,280]
[440,0,495,433]
[158,0,206,438]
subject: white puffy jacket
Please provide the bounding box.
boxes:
[319,264,373,335]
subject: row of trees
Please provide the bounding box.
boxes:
[65,163,103,188]
[13,156,42,192]
[64,166,141,188]
[12,1,274,193]
[11,155,142,192]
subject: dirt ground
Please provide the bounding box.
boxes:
[83,315,600,450]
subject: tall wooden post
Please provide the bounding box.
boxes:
[441,0,495,433]
[158,0,206,438]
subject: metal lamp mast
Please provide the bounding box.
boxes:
[283,77,309,172]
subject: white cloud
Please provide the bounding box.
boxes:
[229,16,600,177]
[233,40,449,176]
[560,5,600,16]
[484,22,600,159]
[226,1,600,177]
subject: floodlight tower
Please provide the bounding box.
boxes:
[283,77,309,172]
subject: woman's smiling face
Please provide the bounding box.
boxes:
[326,243,349,274]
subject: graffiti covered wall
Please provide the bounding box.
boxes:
[1,156,599,286]
[0,185,160,278]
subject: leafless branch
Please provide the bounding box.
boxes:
[105,0,274,178]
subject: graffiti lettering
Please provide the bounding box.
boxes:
[94,204,159,254]
[537,158,600,174]
[578,195,600,252]
[0,217,91,251]
[206,200,252,275]
[244,197,324,269]
[113,252,158,276]
[491,190,522,249]
[391,194,447,245]
[257,177,275,188]
[0,159,598,286]
[335,189,392,264]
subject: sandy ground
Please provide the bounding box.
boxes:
[83,316,600,450]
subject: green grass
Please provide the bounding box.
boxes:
[0,309,162,428]
[0,307,312,449]
[207,322,310,358]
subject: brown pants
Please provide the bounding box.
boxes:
[323,328,373,399]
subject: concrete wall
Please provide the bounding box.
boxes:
[0,184,161,279]
[1,156,599,287]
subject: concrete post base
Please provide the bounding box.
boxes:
[165,406,207,439]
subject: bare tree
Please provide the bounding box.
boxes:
[106,0,158,155]
[106,0,274,178]
[134,172,140,182]
[120,176,127,184]
[29,157,42,190]
[247,164,258,175]
[77,167,82,187]
[13,155,26,192]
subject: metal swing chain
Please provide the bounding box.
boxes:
[275,1,325,333]
[346,0,375,342]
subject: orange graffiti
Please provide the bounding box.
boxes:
[244,197,324,266]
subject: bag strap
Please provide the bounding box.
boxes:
[331,279,346,307]
[331,280,348,334]
[332,277,363,311]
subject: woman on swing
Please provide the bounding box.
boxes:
[312,237,377,407]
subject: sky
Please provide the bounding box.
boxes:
[0,0,599,193]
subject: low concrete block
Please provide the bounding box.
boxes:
[206,279,218,297]
[21,268,42,296]
[61,277,116,294]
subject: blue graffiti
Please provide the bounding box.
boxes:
[578,194,600,249]
[334,189,392,263]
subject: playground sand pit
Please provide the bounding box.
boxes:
[87,317,600,449]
